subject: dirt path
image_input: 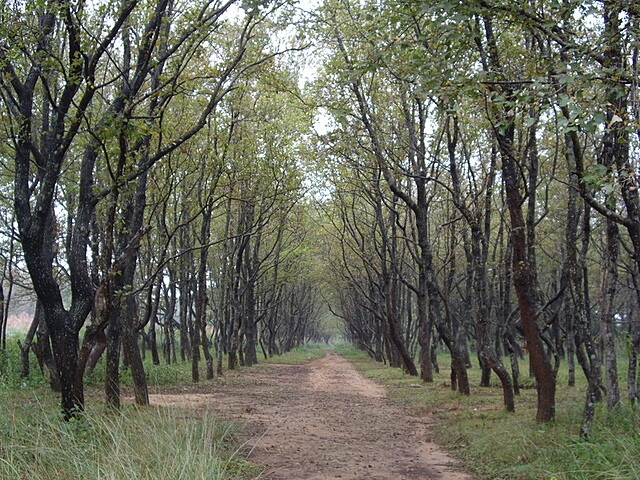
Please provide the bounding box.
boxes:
[151,352,473,480]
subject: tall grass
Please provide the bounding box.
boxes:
[335,344,640,480]
[0,398,256,480]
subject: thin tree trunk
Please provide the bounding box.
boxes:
[123,298,149,405]
[19,308,40,379]
[628,275,640,403]
[600,218,620,410]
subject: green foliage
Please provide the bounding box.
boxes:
[582,164,611,190]
[0,336,48,391]
[337,345,640,480]
[0,395,256,480]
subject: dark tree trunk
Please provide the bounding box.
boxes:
[243,284,259,368]
[164,266,178,365]
[194,202,215,380]
[243,219,259,368]
[148,280,161,366]
[123,297,149,405]
[0,281,5,354]
[33,305,62,392]
[600,218,621,411]
[563,139,581,388]
[84,327,108,376]
[50,323,84,419]
[105,316,121,409]
[499,132,556,421]
[628,275,640,403]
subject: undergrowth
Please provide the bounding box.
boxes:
[335,343,640,480]
[0,399,255,480]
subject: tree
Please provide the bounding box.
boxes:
[472,13,556,422]
[313,0,476,392]
[1,0,139,418]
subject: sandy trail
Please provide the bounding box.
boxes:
[150,351,473,480]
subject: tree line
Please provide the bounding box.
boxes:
[308,0,639,435]
[0,0,325,419]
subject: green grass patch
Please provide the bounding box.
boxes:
[336,344,640,480]
[0,391,258,480]
[0,336,48,391]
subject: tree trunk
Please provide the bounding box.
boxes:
[478,14,555,420]
[105,319,121,409]
[0,278,5,355]
[600,218,621,410]
[413,200,434,383]
[123,298,149,405]
[148,280,161,366]
[32,305,62,393]
[50,323,84,419]
[628,275,640,403]
[19,307,41,379]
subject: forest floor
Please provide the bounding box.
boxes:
[149,351,474,480]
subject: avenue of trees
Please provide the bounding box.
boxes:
[0,0,638,439]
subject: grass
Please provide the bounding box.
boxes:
[0,397,256,480]
[8,337,635,479]
[334,343,640,480]
[0,339,49,391]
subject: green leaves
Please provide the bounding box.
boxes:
[557,93,570,107]
[584,111,606,133]
[582,163,619,207]
[582,164,608,186]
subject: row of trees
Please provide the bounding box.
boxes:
[309,0,639,434]
[0,0,325,418]
[1,0,638,440]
